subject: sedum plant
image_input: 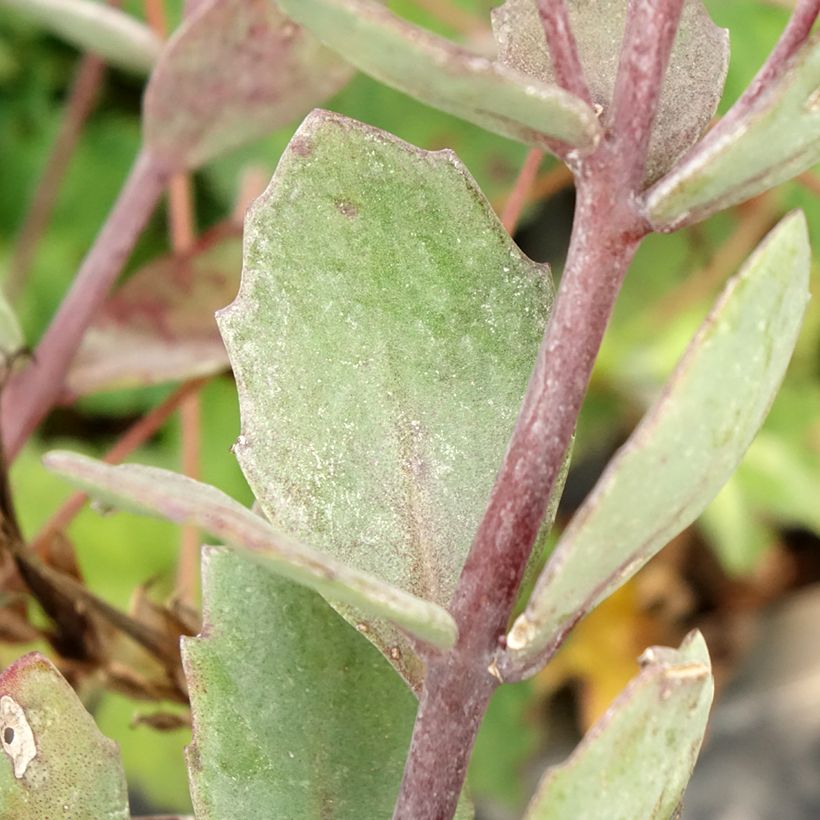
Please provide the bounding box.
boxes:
[0,0,818,817]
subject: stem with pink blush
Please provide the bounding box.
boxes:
[392,1,686,817]
[0,150,172,461]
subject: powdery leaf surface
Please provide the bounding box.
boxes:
[524,631,713,820]
[143,0,353,170]
[492,0,728,181]
[0,0,160,75]
[42,452,457,651]
[274,0,600,151]
[183,548,419,819]
[645,34,820,229]
[67,229,241,396]
[218,110,551,684]
[0,653,129,819]
[505,212,810,675]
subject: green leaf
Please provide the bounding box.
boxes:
[645,34,820,229]
[273,0,600,150]
[0,0,160,74]
[492,0,728,181]
[183,548,418,819]
[218,109,551,685]
[67,229,241,396]
[0,653,129,818]
[42,451,457,650]
[143,0,353,170]
[505,212,810,674]
[524,631,713,820]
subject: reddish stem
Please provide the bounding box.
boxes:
[500,148,544,234]
[393,2,686,816]
[537,0,592,104]
[1,150,171,461]
[5,54,107,304]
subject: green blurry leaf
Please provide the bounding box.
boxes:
[273,0,600,150]
[0,653,129,818]
[143,0,353,170]
[67,228,241,396]
[0,0,160,74]
[646,34,820,229]
[218,109,551,686]
[505,212,810,675]
[524,631,713,820]
[492,0,728,181]
[182,548,418,819]
[42,451,458,650]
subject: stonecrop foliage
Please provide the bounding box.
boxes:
[0,0,817,817]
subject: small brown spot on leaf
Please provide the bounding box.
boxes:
[334,200,359,218]
[290,136,314,157]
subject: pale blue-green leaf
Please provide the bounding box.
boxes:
[143,0,353,170]
[524,631,713,820]
[42,451,457,650]
[645,34,820,229]
[218,109,551,687]
[0,653,129,818]
[0,0,160,74]
[504,212,810,676]
[492,0,728,181]
[183,548,419,819]
[272,0,600,150]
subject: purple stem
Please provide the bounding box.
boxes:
[733,0,818,114]
[537,0,592,104]
[1,149,171,460]
[393,2,686,817]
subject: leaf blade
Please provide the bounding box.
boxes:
[645,34,820,228]
[273,0,600,150]
[42,452,457,649]
[505,212,810,674]
[524,631,713,820]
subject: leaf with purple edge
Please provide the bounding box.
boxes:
[524,631,713,819]
[273,0,600,150]
[504,211,810,678]
[143,0,354,170]
[492,0,729,182]
[42,451,458,652]
[0,653,129,819]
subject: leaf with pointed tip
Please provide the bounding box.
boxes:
[217,109,552,686]
[67,228,241,397]
[0,0,161,74]
[273,0,600,150]
[0,653,129,818]
[143,0,353,170]
[183,548,418,818]
[524,631,713,820]
[504,212,810,677]
[42,451,457,650]
[646,34,820,229]
[492,0,728,181]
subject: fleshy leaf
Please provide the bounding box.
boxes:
[217,109,551,684]
[183,548,419,819]
[0,653,129,818]
[492,0,728,181]
[524,631,713,819]
[66,229,241,396]
[42,451,457,651]
[505,212,810,675]
[273,0,600,150]
[0,0,161,74]
[645,34,820,229]
[143,0,353,170]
